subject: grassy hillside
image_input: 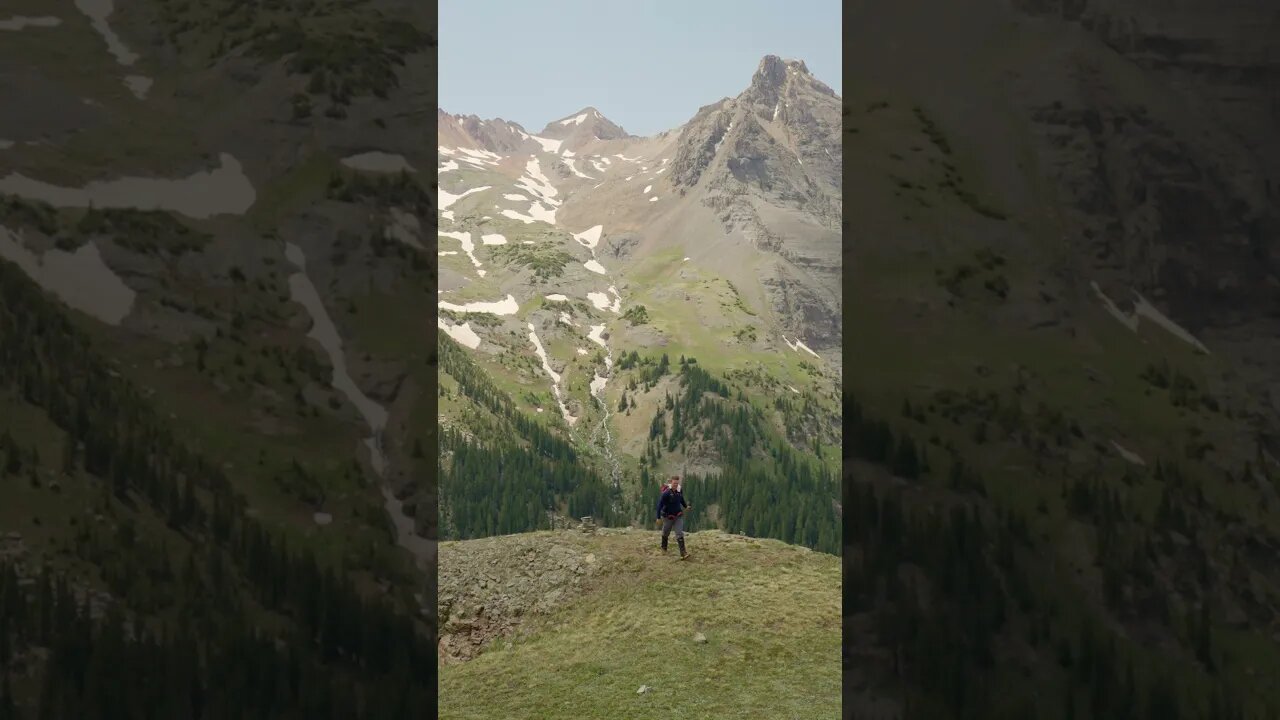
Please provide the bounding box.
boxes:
[841,17,1280,716]
[438,335,840,552]
[438,528,840,720]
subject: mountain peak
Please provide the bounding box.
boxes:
[550,107,602,128]
[538,107,629,146]
[753,55,810,90]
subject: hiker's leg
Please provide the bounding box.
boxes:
[675,516,686,556]
[661,517,673,549]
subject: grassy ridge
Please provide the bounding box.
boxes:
[438,529,839,720]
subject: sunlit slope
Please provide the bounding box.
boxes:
[438,528,840,720]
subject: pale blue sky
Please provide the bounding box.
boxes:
[440,0,841,137]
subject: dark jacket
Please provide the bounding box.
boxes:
[656,488,687,519]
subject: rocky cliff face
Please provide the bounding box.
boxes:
[670,56,841,211]
[1011,0,1280,334]
[660,56,842,352]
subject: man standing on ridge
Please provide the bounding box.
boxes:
[655,476,691,559]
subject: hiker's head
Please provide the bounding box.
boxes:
[670,476,681,491]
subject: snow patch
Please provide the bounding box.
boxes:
[0,16,62,30]
[124,76,152,100]
[643,184,652,193]
[531,136,562,153]
[1111,441,1147,467]
[438,318,481,349]
[283,242,388,435]
[75,0,137,66]
[384,208,423,249]
[0,226,135,325]
[782,335,821,359]
[573,225,604,251]
[559,112,590,126]
[438,294,519,315]
[1091,282,1210,354]
[527,323,576,426]
[438,185,490,210]
[587,292,611,311]
[516,158,559,206]
[587,324,608,347]
[457,147,502,164]
[439,159,459,172]
[713,121,734,154]
[503,193,528,201]
[583,260,607,274]
[545,294,569,301]
[563,157,593,179]
[501,201,556,225]
[438,230,484,275]
[0,152,255,219]
[480,233,507,245]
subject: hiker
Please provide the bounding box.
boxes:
[655,476,691,558]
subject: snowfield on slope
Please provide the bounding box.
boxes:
[0,226,135,325]
[439,318,482,349]
[527,323,577,426]
[438,231,485,276]
[783,336,821,359]
[0,153,256,219]
[531,136,562,153]
[439,186,491,210]
[438,294,520,315]
[1091,281,1211,354]
[0,15,61,29]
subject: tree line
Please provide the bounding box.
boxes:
[843,391,1258,718]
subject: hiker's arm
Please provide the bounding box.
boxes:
[656,492,663,519]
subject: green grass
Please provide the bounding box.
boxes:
[248,150,340,228]
[438,530,839,720]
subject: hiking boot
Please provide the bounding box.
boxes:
[677,539,686,558]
